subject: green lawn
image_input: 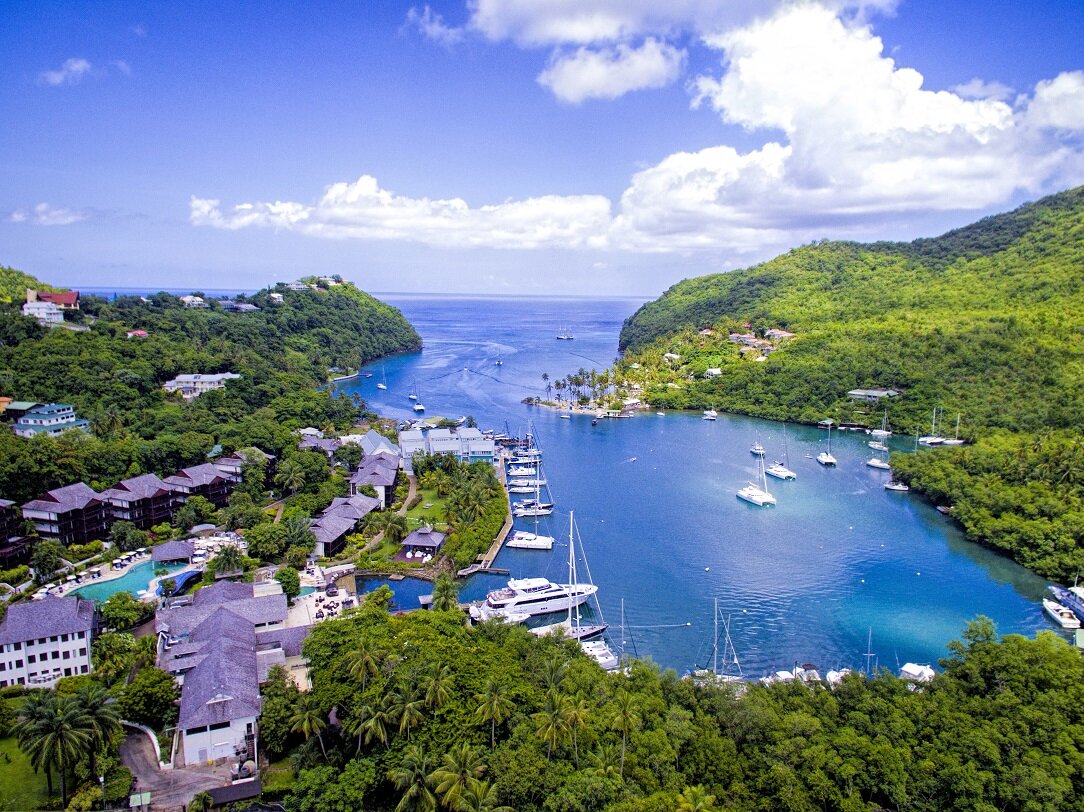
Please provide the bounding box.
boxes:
[262,758,295,794]
[0,733,51,812]
[405,487,449,528]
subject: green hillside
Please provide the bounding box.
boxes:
[0,264,60,302]
[616,186,1084,581]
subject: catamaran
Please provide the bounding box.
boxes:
[506,530,555,550]
[703,408,718,421]
[750,433,765,456]
[688,599,745,686]
[408,377,418,401]
[766,423,797,480]
[817,422,838,466]
[737,455,777,506]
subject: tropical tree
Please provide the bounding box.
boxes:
[423,663,454,710]
[210,543,243,576]
[389,681,426,740]
[289,695,328,761]
[343,643,379,691]
[388,743,437,812]
[539,656,567,693]
[532,691,570,760]
[587,742,622,779]
[473,680,512,750]
[610,690,640,777]
[74,682,121,777]
[565,694,590,768]
[677,784,718,812]
[457,778,514,812]
[276,459,306,495]
[188,790,214,812]
[431,574,459,612]
[429,742,485,811]
[345,702,390,753]
[13,693,94,806]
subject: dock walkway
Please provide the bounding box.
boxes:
[456,452,513,577]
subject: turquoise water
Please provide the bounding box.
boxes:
[69,560,186,602]
[339,296,1053,676]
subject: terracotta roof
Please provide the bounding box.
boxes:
[37,291,79,306]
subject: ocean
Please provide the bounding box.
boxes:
[334,295,1053,677]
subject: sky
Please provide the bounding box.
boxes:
[1,1,1082,297]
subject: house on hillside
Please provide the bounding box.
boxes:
[163,373,242,400]
[847,388,900,403]
[180,295,208,308]
[350,452,399,506]
[26,289,79,311]
[22,300,63,324]
[21,482,109,546]
[0,596,96,688]
[12,404,89,438]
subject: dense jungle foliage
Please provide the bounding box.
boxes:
[615,187,1084,583]
[274,599,1084,812]
[0,274,421,502]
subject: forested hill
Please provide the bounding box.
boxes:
[0,265,58,302]
[0,276,420,502]
[617,186,1084,434]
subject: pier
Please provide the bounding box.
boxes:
[456,451,514,577]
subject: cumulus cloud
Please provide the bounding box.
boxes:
[8,203,88,226]
[39,58,92,86]
[405,5,465,47]
[539,38,685,103]
[190,177,612,250]
[197,5,1083,259]
[953,77,1013,102]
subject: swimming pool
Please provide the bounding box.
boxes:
[69,560,187,602]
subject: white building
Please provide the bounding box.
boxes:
[180,295,208,308]
[0,596,96,688]
[22,300,64,324]
[398,427,495,473]
[164,373,242,400]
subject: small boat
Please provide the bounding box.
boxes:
[376,366,387,390]
[737,456,776,507]
[656,411,665,416]
[514,506,553,517]
[559,414,570,420]
[870,410,892,438]
[942,413,965,445]
[413,402,425,412]
[591,419,598,426]
[817,423,837,466]
[408,393,418,401]
[361,372,373,378]
[765,461,796,480]
[703,408,718,421]
[868,440,888,451]
[506,531,555,550]
[495,353,504,366]
[508,466,538,477]
[514,498,554,510]
[750,436,765,456]
[508,477,547,487]
[1042,598,1081,629]
[866,457,891,470]
[884,481,910,492]
[1048,586,1084,622]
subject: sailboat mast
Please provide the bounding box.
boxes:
[713,598,719,676]
[783,423,789,467]
[567,512,575,630]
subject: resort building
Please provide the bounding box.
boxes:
[0,401,44,423]
[268,292,284,303]
[152,539,197,565]
[163,372,242,400]
[101,473,178,529]
[26,289,79,311]
[156,581,306,765]
[0,595,96,688]
[847,388,901,403]
[165,463,234,507]
[12,403,90,438]
[360,429,400,457]
[398,427,495,473]
[349,452,399,507]
[298,435,341,458]
[220,300,261,313]
[21,482,109,546]
[22,300,63,324]
[0,499,32,568]
[309,514,357,558]
[180,295,208,308]
[214,447,275,484]
[401,526,446,557]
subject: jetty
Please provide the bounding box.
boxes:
[456,450,514,577]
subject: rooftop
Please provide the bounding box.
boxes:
[22,482,103,514]
[0,595,95,645]
[101,473,174,502]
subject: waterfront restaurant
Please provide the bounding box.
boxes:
[401,526,446,557]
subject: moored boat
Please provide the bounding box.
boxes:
[1042,598,1081,629]
[475,577,596,617]
[884,480,910,492]
[703,408,717,421]
[506,531,555,550]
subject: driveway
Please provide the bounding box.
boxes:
[119,732,232,811]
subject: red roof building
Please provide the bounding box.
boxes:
[26,289,79,310]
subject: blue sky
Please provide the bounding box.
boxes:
[2,1,1082,297]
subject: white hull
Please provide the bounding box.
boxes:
[750,444,765,456]
[737,484,776,506]
[703,410,717,420]
[376,384,387,390]
[885,481,910,492]
[508,485,540,493]
[582,639,619,670]
[506,532,555,550]
[870,429,891,437]
[485,582,597,617]
[816,452,837,466]
[868,441,888,451]
[408,394,417,400]
[866,458,891,470]
[919,436,943,445]
[765,463,796,480]
[514,507,553,517]
[508,478,546,487]
[941,438,965,446]
[413,404,425,412]
[1043,599,1081,629]
[507,466,537,476]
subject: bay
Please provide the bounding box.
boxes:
[336,294,1054,677]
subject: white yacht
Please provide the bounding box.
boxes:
[508,484,545,494]
[884,481,910,492]
[817,422,837,466]
[1043,599,1081,629]
[513,505,553,517]
[582,639,619,670]
[870,410,892,438]
[919,406,945,445]
[750,439,765,456]
[703,408,718,421]
[506,531,555,550]
[508,477,547,487]
[765,461,796,480]
[942,414,965,445]
[476,577,596,617]
[507,466,538,477]
[737,456,776,507]
[866,456,891,470]
[376,367,387,390]
[868,440,889,452]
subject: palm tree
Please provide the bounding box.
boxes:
[74,682,120,777]
[473,680,513,750]
[371,512,409,544]
[211,543,243,576]
[457,778,514,812]
[565,694,590,768]
[610,691,640,777]
[539,656,567,693]
[14,693,94,806]
[531,691,570,760]
[188,790,214,812]
[275,460,306,496]
[289,695,328,761]
[343,644,379,691]
[389,682,426,740]
[431,575,459,612]
[587,742,622,779]
[388,743,437,812]
[422,663,454,710]
[677,784,718,811]
[429,742,485,810]
[346,702,390,752]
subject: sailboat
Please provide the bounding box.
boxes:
[766,423,797,480]
[817,422,837,466]
[942,414,965,445]
[689,599,745,685]
[919,406,944,445]
[866,442,891,470]
[749,432,765,456]
[556,324,575,340]
[495,352,504,366]
[513,467,553,516]
[530,513,610,646]
[868,411,890,450]
[737,455,777,506]
[412,381,425,412]
[702,407,718,421]
[376,366,387,390]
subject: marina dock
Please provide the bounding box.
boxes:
[456,450,514,577]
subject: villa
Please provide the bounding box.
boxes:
[847,388,900,403]
[22,300,64,324]
[349,452,399,506]
[0,595,96,688]
[214,447,275,484]
[101,473,178,529]
[309,513,357,558]
[180,295,208,308]
[163,372,242,400]
[399,427,495,473]
[21,482,109,546]
[12,403,90,438]
[26,289,79,311]
[165,463,234,507]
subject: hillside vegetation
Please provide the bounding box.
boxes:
[616,187,1084,580]
[0,278,421,502]
[0,265,58,302]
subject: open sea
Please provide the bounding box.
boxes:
[332,294,1055,678]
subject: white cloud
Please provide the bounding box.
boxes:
[190,177,612,250]
[112,59,132,76]
[405,5,465,47]
[196,5,1083,260]
[953,77,1013,102]
[1026,71,1084,130]
[39,58,92,86]
[8,203,88,226]
[539,39,685,103]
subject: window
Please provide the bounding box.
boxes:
[13,642,20,650]
[27,655,35,664]
[79,647,87,656]
[51,651,59,660]
[210,722,230,731]
[50,636,58,642]
[62,651,70,659]
[15,660,22,668]
[0,662,5,672]
[64,668,71,677]
[80,665,88,674]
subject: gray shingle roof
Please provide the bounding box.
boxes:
[100,473,173,502]
[177,633,261,728]
[309,514,357,547]
[152,540,196,562]
[402,526,446,550]
[164,463,226,489]
[156,583,286,637]
[21,482,103,514]
[323,494,379,522]
[257,624,311,658]
[0,595,95,645]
